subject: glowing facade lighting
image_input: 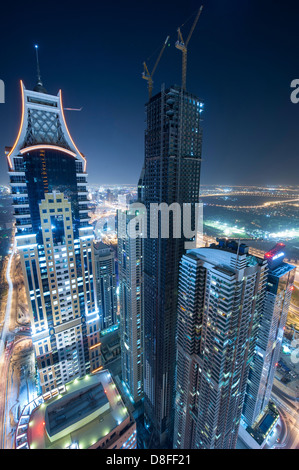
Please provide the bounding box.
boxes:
[6,80,25,169]
[20,145,77,158]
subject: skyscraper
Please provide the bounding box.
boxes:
[141,85,203,446]
[118,206,144,404]
[7,78,101,393]
[94,241,117,331]
[173,240,268,449]
[242,243,296,426]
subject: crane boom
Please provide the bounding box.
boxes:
[175,5,203,90]
[142,35,170,100]
[186,5,203,46]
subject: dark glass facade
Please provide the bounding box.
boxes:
[141,85,203,446]
[22,148,80,241]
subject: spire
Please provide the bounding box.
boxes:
[33,44,47,94]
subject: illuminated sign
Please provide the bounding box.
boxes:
[265,243,286,261]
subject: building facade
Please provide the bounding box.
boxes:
[7,80,101,393]
[94,241,117,331]
[173,240,268,449]
[242,243,296,426]
[141,85,203,446]
[117,206,144,404]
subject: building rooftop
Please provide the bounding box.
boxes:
[94,241,111,250]
[269,261,296,278]
[45,381,108,438]
[209,238,249,255]
[186,239,265,273]
[24,370,130,449]
[245,402,279,446]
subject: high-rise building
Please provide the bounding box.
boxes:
[94,241,117,331]
[173,240,268,449]
[118,193,130,209]
[141,85,203,445]
[7,79,101,393]
[242,243,296,426]
[118,206,144,404]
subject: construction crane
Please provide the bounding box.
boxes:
[175,5,204,90]
[142,35,170,100]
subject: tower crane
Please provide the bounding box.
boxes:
[142,35,170,100]
[175,5,203,90]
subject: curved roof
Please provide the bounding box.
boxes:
[6,81,86,172]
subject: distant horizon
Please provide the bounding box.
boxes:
[1,182,299,189]
[84,182,299,188]
[1,1,299,188]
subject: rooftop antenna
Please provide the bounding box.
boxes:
[34,44,42,84]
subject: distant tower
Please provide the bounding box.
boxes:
[173,240,268,449]
[242,243,296,426]
[6,68,101,393]
[94,241,117,331]
[117,206,144,404]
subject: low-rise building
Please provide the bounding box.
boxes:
[15,370,137,449]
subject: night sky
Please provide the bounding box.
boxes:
[1,0,299,187]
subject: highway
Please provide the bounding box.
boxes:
[0,239,15,358]
[271,384,299,449]
[0,239,16,448]
[0,235,35,449]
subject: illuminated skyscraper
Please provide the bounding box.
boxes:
[118,206,144,404]
[141,85,203,446]
[94,241,117,331]
[6,78,101,393]
[173,240,268,449]
[242,243,296,426]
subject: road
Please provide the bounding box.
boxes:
[271,384,299,449]
[0,234,35,449]
[0,238,16,448]
[0,239,15,358]
[1,336,35,449]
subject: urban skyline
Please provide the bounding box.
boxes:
[1,0,299,188]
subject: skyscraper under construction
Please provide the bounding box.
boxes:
[140,84,204,446]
